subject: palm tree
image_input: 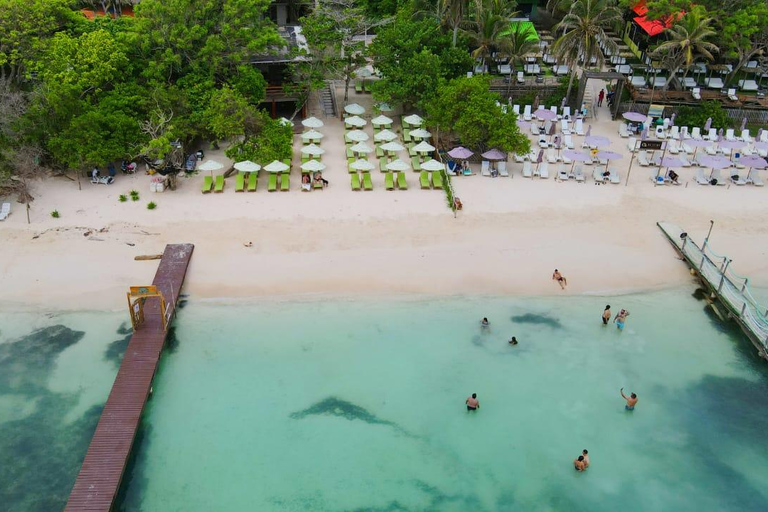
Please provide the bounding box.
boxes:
[462,0,516,71]
[650,11,718,91]
[552,0,622,102]
[499,22,539,93]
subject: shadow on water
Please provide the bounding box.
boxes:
[510,313,562,330]
[0,325,110,512]
[114,421,152,511]
[290,397,413,437]
[104,322,132,368]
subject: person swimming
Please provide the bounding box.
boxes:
[481,317,490,329]
[508,336,518,345]
[602,305,611,325]
[621,387,638,411]
[614,309,630,330]
[574,455,586,471]
[466,393,480,411]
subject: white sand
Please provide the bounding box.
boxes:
[2,87,768,311]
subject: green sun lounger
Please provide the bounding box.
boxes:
[403,129,412,143]
[235,173,245,192]
[202,176,213,193]
[411,157,421,171]
[362,80,371,93]
[409,145,418,157]
[351,172,361,190]
[376,146,384,158]
[314,179,324,190]
[346,147,354,159]
[355,81,363,93]
[247,172,258,191]
[420,171,431,189]
[268,174,277,192]
[432,171,444,189]
[397,172,408,190]
[214,175,225,192]
[362,172,373,190]
[385,172,394,190]
[402,118,411,129]
[379,158,389,172]
[280,173,290,191]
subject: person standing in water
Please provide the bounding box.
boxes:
[466,393,480,411]
[621,388,638,410]
[508,336,518,345]
[582,449,590,468]
[602,305,611,325]
[480,317,490,330]
[552,269,567,290]
[573,455,586,471]
[614,309,630,330]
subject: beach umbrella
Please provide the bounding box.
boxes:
[564,150,590,161]
[346,129,369,142]
[264,160,289,173]
[535,109,557,120]
[345,103,365,115]
[448,146,474,159]
[278,117,293,127]
[349,159,375,171]
[380,141,405,152]
[740,155,768,181]
[699,155,732,170]
[300,159,326,172]
[585,125,592,137]
[670,113,676,127]
[412,140,435,153]
[420,159,445,171]
[753,141,768,151]
[386,159,410,172]
[403,114,424,126]
[684,138,711,158]
[234,160,260,173]
[596,151,622,160]
[301,116,324,128]
[585,136,610,148]
[349,141,373,154]
[623,112,648,122]
[355,66,373,77]
[300,143,325,156]
[376,102,394,112]
[301,129,324,141]
[371,114,393,127]
[481,148,507,160]
[198,160,224,177]
[374,129,397,142]
[719,140,747,150]
[344,115,367,127]
[718,127,724,139]
[740,117,748,132]
[703,117,712,131]
[654,156,686,180]
[409,128,432,139]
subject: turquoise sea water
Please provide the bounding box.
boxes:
[3,289,768,511]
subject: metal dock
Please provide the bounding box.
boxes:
[66,243,194,511]
[657,222,768,359]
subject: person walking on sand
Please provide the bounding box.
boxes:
[466,393,480,411]
[598,89,605,107]
[614,309,630,330]
[602,305,611,325]
[621,388,638,411]
[574,455,586,471]
[552,269,567,290]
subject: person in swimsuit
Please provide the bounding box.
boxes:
[508,336,518,345]
[614,309,629,330]
[481,317,490,330]
[552,269,567,290]
[621,388,638,410]
[602,305,611,325]
[574,455,586,471]
[466,393,479,411]
[582,449,590,468]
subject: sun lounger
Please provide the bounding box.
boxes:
[432,171,444,189]
[626,137,637,152]
[619,123,630,138]
[574,119,585,136]
[593,167,605,182]
[691,87,702,100]
[547,149,558,164]
[376,146,385,158]
[731,172,747,185]
[694,168,710,185]
[379,158,389,172]
[705,77,724,89]
[408,145,418,157]
[681,77,697,89]
[351,172,361,190]
[747,171,764,186]
[691,127,702,140]
[726,129,736,141]
[711,169,727,185]
[0,202,10,221]
[214,175,225,192]
[669,126,680,140]
[557,165,568,181]
[523,105,532,121]
[385,172,394,190]
[630,75,647,87]
[573,166,586,182]
[235,173,245,192]
[739,79,759,92]
[705,128,717,141]
[498,64,511,75]
[561,119,571,135]
[539,162,550,179]
[667,140,680,154]
[481,160,491,176]
[397,172,408,189]
[562,107,571,119]
[609,168,621,184]
[314,179,323,190]
[740,129,752,143]
[514,153,525,163]
[564,135,575,149]
[498,161,508,177]
[638,151,650,166]
[411,157,421,171]
[522,161,533,178]
[727,88,738,101]
[517,71,525,84]
[655,126,666,139]
[681,126,690,139]
[268,174,277,192]
[513,104,520,115]
[420,171,431,189]
[362,172,373,190]
[280,173,290,191]
[202,176,213,193]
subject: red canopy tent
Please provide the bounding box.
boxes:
[632,0,683,37]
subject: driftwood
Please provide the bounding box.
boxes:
[134,254,163,261]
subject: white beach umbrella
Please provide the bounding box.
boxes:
[386,159,410,172]
[403,114,424,126]
[301,116,324,128]
[198,160,224,172]
[420,158,445,171]
[376,102,394,112]
[355,66,373,77]
[349,142,373,154]
[374,129,397,142]
[346,129,369,142]
[349,159,375,171]
[234,160,260,173]
[409,128,432,139]
[344,103,366,115]
[371,114,394,126]
[300,159,326,172]
[278,117,293,127]
[344,115,367,127]
[379,141,405,152]
[412,141,435,153]
[264,160,290,173]
[300,143,325,156]
[300,129,324,141]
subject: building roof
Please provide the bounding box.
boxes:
[632,0,683,37]
[252,25,308,64]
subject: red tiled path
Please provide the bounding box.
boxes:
[66,244,194,511]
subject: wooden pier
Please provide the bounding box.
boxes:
[657,222,768,359]
[65,243,194,511]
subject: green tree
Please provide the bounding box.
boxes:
[425,75,530,154]
[675,101,731,130]
[226,112,293,164]
[462,0,516,70]
[204,86,259,146]
[720,3,768,84]
[499,21,539,92]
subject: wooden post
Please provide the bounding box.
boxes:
[741,278,749,292]
[700,255,705,269]
[741,303,747,316]
[718,259,731,292]
[127,293,135,330]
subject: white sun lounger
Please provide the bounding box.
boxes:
[522,161,533,178]
[727,88,738,101]
[538,162,550,178]
[609,168,621,184]
[562,107,571,119]
[564,135,575,149]
[498,161,509,177]
[574,119,585,136]
[514,152,525,163]
[706,77,724,89]
[573,166,586,182]
[547,148,558,164]
[513,104,520,115]
[731,171,747,185]
[593,167,606,182]
[561,119,571,135]
[691,127,702,140]
[619,124,630,138]
[517,71,525,84]
[557,165,569,181]
[695,168,710,185]
[0,202,10,221]
[705,128,717,141]
[498,64,512,75]
[669,126,680,140]
[711,169,727,185]
[523,104,532,121]
[691,87,702,100]
[630,75,647,87]
[667,140,680,154]
[481,160,491,176]
[637,150,651,166]
[739,129,752,143]
[739,79,759,92]
[747,170,764,186]
[681,126,690,139]
[655,126,667,139]
[626,137,637,152]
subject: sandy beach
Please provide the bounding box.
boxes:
[2,86,768,311]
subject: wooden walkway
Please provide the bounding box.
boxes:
[65,243,194,511]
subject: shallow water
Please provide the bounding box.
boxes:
[110,290,768,512]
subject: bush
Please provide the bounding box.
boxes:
[50,209,60,218]
[675,101,732,131]
[119,194,128,202]
[147,201,157,210]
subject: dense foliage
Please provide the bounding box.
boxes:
[674,101,732,131]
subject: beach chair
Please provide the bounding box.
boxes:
[609,168,621,184]
[562,106,571,119]
[550,106,558,119]
[626,137,637,152]
[740,129,752,143]
[637,151,650,166]
[705,128,717,141]
[592,167,605,182]
[385,172,394,190]
[574,119,585,136]
[669,126,680,140]
[564,135,575,150]
[432,171,444,189]
[0,202,10,221]
[546,149,558,164]
[619,124,630,138]
[726,129,736,141]
[711,169,727,185]
[481,160,491,176]
[705,144,717,156]
[561,119,571,135]
[530,121,540,135]
[681,126,690,139]
[351,172,361,191]
[557,165,569,181]
[214,175,225,192]
[397,172,408,189]
[667,140,680,154]
[420,171,431,189]
[514,152,525,163]
[691,127,702,140]
[694,168,710,185]
[498,161,509,177]
[573,166,586,182]
[403,129,412,143]
[513,104,520,115]
[739,79,759,91]
[539,162,550,179]
[747,171,764,186]
[517,71,525,84]
[235,173,245,192]
[362,172,373,191]
[523,104,532,121]
[411,157,421,171]
[202,176,213,193]
[280,173,290,191]
[376,146,385,158]
[655,126,666,139]
[731,171,747,185]
[355,81,363,93]
[522,161,533,178]
[727,88,738,101]
[538,137,549,148]
[762,131,768,143]
[408,144,418,157]
[268,173,277,192]
[691,87,701,100]
[379,158,389,172]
